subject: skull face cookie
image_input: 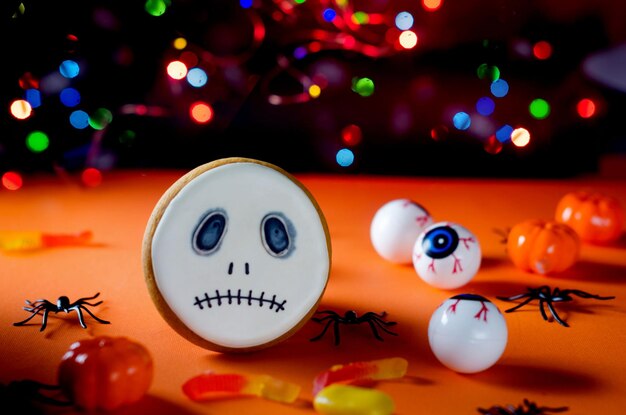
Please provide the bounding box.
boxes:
[143,158,331,352]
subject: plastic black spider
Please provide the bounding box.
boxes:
[14,292,111,332]
[309,310,398,345]
[478,398,568,414]
[497,285,615,327]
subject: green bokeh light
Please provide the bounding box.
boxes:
[89,108,113,130]
[352,77,374,97]
[25,130,49,153]
[529,98,550,119]
[352,11,369,24]
[145,0,169,16]
[477,63,500,82]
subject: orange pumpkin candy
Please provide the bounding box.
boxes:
[555,191,624,244]
[507,219,580,275]
[58,336,153,411]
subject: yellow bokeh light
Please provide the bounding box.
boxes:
[511,127,531,147]
[173,37,187,50]
[10,99,32,120]
[423,0,443,11]
[399,31,418,49]
[308,84,321,98]
[167,60,188,80]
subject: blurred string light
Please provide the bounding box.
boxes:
[476,96,495,116]
[490,79,509,98]
[81,167,103,187]
[2,172,23,191]
[529,98,550,119]
[484,135,503,154]
[323,8,337,22]
[336,148,354,167]
[59,60,80,79]
[173,37,187,50]
[240,0,253,9]
[422,0,444,12]
[399,31,418,49]
[341,124,362,146]
[70,110,90,129]
[430,125,449,141]
[167,60,188,80]
[10,99,32,120]
[577,98,596,118]
[89,108,113,130]
[533,41,552,60]
[477,63,500,82]
[308,84,321,98]
[145,0,170,16]
[352,77,374,97]
[25,131,49,153]
[511,127,530,147]
[24,89,41,108]
[60,87,81,107]
[496,124,513,143]
[186,67,208,87]
[394,12,413,30]
[189,101,214,124]
[453,111,471,130]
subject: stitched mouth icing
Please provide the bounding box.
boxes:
[193,289,287,312]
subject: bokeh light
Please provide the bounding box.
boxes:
[477,64,500,82]
[59,60,80,79]
[351,11,369,25]
[322,8,336,22]
[529,98,550,119]
[341,124,362,146]
[10,99,32,120]
[81,167,103,187]
[19,72,39,89]
[422,0,443,12]
[399,31,418,49]
[533,41,553,60]
[89,108,113,130]
[430,125,449,141]
[484,135,503,155]
[511,127,530,147]
[145,0,169,16]
[476,97,495,116]
[490,79,509,98]
[186,67,208,88]
[167,60,188,80]
[189,101,214,124]
[577,98,596,118]
[25,131,49,153]
[395,12,414,30]
[60,87,81,107]
[240,0,253,9]
[173,37,187,50]
[308,84,321,98]
[24,89,41,108]
[336,148,354,167]
[69,110,90,129]
[352,77,374,97]
[453,111,471,130]
[2,172,23,191]
[496,124,513,142]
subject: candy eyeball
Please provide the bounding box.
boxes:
[412,222,481,289]
[370,199,433,264]
[428,294,508,374]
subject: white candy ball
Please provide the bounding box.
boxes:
[370,199,433,264]
[428,294,508,373]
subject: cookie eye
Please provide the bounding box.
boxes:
[422,225,459,259]
[193,210,227,255]
[261,214,292,257]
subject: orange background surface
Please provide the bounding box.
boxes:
[1,168,625,414]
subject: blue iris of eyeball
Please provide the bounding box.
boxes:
[412,221,481,289]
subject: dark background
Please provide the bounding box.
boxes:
[2,0,626,177]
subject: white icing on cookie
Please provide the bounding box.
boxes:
[149,160,330,350]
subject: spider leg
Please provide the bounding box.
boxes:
[371,318,399,335]
[72,306,88,328]
[332,320,341,346]
[502,296,536,313]
[312,314,339,323]
[538,299,550,321]
[13,305,46,326]
[360,311,388,319]
[79,305,110,324]
[78,300,103,307]
[75,292,101,303]
[566,289,615,301]
[310,319,335,342]
[545,299,569,327]
[314,310,339,318]
[366,320,384,341]
[40,309,50,331]
[496,292,532,302]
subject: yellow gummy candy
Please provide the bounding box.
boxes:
[313,384,395,415]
